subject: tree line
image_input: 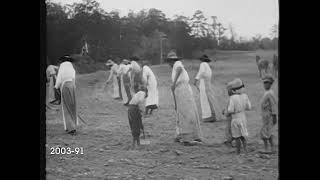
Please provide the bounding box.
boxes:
[46,0,278,65]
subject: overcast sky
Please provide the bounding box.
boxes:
[50,0,279,39]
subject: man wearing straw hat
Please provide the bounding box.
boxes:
[166,51,203,145]
[54,55,78,135]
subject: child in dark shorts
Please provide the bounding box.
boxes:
[127,87,148,149]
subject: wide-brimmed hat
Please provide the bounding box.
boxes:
[166,51,182,61]
[230,78,245,90]
[262,74,274,84]
[199,54,212,62]
[59,55,75,63]
[106,59,114,66]
[130,56,140,61]
[122,59,130,64]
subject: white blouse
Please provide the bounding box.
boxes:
[130,61,141,73]
[171,61,189,84]
[55,62,76,89]
[129,91,146,105]
[227,94,251,114]
[118,64,131,75]
[142,65,156,85]
[195,62,212,80]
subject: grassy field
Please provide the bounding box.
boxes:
[46,50,278,180]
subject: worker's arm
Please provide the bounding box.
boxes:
[245,94,252,111]
[171,67,182,91]
[194,63,203,87]
[106,68,113,84]
[226,96,236,115]
[55,67,62,89]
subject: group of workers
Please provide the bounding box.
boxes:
[46,51,278,154]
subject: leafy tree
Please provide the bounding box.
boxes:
[189,10,209,38]
[46,1,276,70]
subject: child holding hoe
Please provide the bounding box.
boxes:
[127,86,148,149]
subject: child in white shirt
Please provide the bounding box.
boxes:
[127,87,148,149]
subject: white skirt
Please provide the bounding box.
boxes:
[145,79,159,107]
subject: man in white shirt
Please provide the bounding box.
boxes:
[54,55,78,135]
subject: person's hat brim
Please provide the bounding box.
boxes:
[106,59,114,66]
[122,59,130,64]
[199,54,212,62]
[230,78,244,90]
[59,55,75,63]
[262,78,274,83]
[199,57,212,62]
[165,57,182,62]
[130,56,140,61]
[262,74,274,83]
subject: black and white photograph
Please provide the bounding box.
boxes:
[44,0,279,179]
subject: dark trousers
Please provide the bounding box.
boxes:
[128,105,143,138]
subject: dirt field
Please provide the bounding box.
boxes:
[46,50,278,180]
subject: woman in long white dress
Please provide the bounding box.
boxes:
[119,59,132,105]
[194,54,222,122]
[167,51,203,145]
[105,59,121,99]
[142,62,159,115]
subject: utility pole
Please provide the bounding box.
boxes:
[159,34,167,64]
[160,38,163,64]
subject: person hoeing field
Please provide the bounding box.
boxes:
[54,55,78,135]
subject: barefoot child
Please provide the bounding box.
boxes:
[260,74,277,153]
[127,87,148,149]
[226,78,251,154]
